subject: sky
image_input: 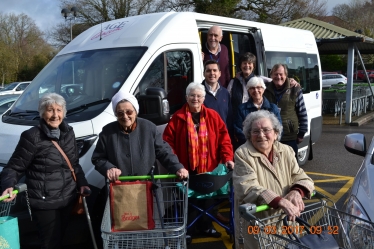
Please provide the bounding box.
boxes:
[325,0,351,15]
[0,0,61,33]
[0,0,352,34]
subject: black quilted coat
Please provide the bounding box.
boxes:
[1,119,88,210]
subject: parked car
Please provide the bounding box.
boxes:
[0,81,30,95]
[322,74,347,87]
[343,133,374,248]
[0,94,19,114]
[353,70,374,80]
[367,72,374,82]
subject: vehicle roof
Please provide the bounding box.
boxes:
[58,12,318,56]
[6,81,31,85]
[0,94,19,102]
[323,74,344,76]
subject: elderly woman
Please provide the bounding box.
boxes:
[1,93,90,249]
[233,110,314,248]
[233,76,281,147]
[91,91,188,181]
[163,82,234,238]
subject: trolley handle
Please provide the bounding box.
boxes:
[118,174,178,181]
[239,191,319,219]
[0,183,27,201]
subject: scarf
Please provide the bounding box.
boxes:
[186,104,208,173]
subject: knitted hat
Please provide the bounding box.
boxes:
[112,91,139,114]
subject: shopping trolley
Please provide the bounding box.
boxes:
[0,183,28,216]
[239,191,374,249]
[101,172,188,249]
[187,168,234,241]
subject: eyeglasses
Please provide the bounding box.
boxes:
[251,128,273,135]
[249,86,263,91]
[116,110,135,116]
[188,94,205,99]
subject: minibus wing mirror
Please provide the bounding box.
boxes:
[137,87,170,125]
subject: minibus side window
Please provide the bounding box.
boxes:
[137,50,193,114]
[307,54,321,92]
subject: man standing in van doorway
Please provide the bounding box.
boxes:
[202,26,231,88]
[264,64,308,160]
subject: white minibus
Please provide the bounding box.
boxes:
[0,11,322,217]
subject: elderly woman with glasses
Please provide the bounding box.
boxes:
[92,91,188,181]
[1,93,90,249]
[233,110,314,248]
[163,82,234,238]
[233,76,281,147]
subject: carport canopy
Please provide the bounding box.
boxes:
[280,17,374,123]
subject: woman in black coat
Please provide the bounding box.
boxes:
[1,93,90,249]
[92,91,188,180]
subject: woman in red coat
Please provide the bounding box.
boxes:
[163,81,234,238]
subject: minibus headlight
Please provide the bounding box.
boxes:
[76,135,97,158]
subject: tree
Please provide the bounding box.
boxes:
[0,13,55,84]
[320,54,345,73]
[60,0,161,26]
[332,0,374,37]
[51,0,328,46]
[163,0,328,23]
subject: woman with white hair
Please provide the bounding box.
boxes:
[163,82,234,238]
[233,110,314,248]
[91,91,188,181]
[233,76,281,148]
[1,93,90,249]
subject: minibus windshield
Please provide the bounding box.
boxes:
[4,47,146,124]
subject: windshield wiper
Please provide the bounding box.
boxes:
[10,110,40,116]
[66,98,110,116]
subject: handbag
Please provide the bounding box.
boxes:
[51,140,84,215]
[284,216,340,249]
[0,216,20,249]
[110,180,155,231]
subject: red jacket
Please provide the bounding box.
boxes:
[163,104,233,172]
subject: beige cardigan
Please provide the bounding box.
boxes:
[233,140,314,249]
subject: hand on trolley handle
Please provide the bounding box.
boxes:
[239,190,319,222]
[0,183,28,202]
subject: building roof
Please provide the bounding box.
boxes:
[279,17,374,55]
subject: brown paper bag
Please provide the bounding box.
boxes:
[110,181,155,231]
